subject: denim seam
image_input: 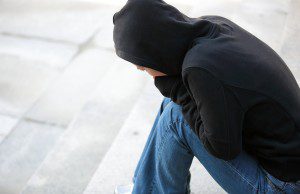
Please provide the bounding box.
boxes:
[224,161,259,192]
[172,119,260,192]
[287,182,300,191]
[149,125,172,194]
[172,120,194,154]
[186,172,191,194]
[174,120,258,192]
[265,175,285,193]
[261,167,289,193]
[149,177,155,194]
[173,119,232,143]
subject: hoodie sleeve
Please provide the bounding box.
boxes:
[154,75,201,131]
[182,67,244,160]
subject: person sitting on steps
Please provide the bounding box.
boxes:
[113,0,300,193]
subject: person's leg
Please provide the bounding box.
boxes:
[132,97,193,194]
[166,100,300,194]
[132,97,172,184]
[132,98,300,193]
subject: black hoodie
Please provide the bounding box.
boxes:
[113,0,300,182]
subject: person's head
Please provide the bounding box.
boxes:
[113,0,213,76]
[112,0,201,76]
[134,64,167,78]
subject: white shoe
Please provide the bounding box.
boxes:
[114,183,134,194]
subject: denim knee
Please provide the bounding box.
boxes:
[158,100,187,129]
[158,100,193,153]
[161,97,172,110]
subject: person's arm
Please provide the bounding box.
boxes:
[182,67,244,160]
[154,75,198,129]
[154,68,244,160]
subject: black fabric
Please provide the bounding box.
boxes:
[154,75,200,134]
[113,0,214,75]
[154,75,182,98]
[113,0,300,182]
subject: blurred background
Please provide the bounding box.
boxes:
[0,0,299,193]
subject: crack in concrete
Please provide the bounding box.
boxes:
[0,32,78,47]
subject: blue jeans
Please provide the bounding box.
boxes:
[132,97,300,194]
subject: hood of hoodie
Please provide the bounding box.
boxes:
[112,0,217,76]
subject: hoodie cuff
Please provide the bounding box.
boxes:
[154,76,188,105]
[154,75,179,98]
[170,80,190,105]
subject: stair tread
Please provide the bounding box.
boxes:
[83,81,225,194]
[21,60,148,194]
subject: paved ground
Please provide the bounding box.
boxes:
[0,0,299,194]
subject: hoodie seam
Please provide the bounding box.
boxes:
[207,22,219,38]
[182,66,238,157]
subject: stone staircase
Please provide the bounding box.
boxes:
[82,80,226,194]
[0,0,299,194]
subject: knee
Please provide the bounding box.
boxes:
[157,101,193,151]
[158,97,172,115]
[159,101,185,127]
[161,97,172,110]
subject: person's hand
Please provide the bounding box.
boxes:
[154,75,183,98]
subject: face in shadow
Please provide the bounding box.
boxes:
[135,64,167,78]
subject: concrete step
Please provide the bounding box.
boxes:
[0,119,65,194]
[189,159,226,194]
[0,0,117,44]
[190,0,299,83]
[25,49,117,127]
[231,0,290,53]
[0,35,77,70]
[83,80,225,194]
[0,114,18,144]
[280,0,300,81]
[190,0,289,53]
[21,59,148,194]
[0,53,59,117]
[189,0,243,20]
[83,79,163,194]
